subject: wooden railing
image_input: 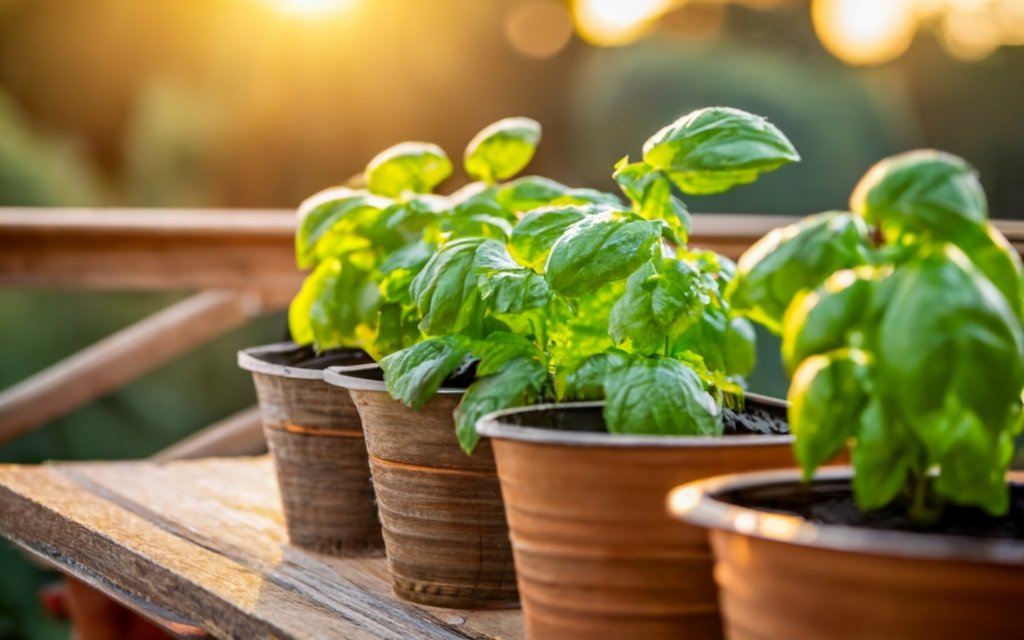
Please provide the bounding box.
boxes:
[1,208,1022,454]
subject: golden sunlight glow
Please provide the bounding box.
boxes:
[573,0,676,46]
[812,0,918,65]
[264,0,357,17]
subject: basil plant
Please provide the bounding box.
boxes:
[727,150,1024,522]
[377,107,800,452]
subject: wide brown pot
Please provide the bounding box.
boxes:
[670,467,1024,640]
[323,364,518,609]
[237,342,382,555]
[476,399,796,640]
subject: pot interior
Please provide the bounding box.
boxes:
[718,477,1024,541]
[258,344,373,371]
[334,361,476,390]
[495,397,790,437]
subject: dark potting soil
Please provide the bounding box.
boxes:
[721,402,789,436]
[721,481,1024,541]
[262,344,373,371]
[497,395,790,437]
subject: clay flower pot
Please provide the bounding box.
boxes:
[237,342,382,555]
[670,467,1024,640]
[476,398,795,640]
[323,363,518,609]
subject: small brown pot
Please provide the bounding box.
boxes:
[476,399,796,640]
[323,364,518,609]
[237,342,382,555]
[670,467,1024,640]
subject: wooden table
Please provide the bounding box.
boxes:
[0,456,522,639]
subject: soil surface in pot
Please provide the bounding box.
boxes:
[499,400,789,436]
[721,479,1024,540]
[264,344,373,371]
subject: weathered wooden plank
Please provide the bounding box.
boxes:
[0,457,521,639]
[0,208,301,306]
[0,290,255,445]
[61,457,521,640]
[0,465,383,640]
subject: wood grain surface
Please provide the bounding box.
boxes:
[0,457,522,640]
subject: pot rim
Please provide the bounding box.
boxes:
[669,466,1024,566]
[476,394,793,448]
[236,341,321,379]
[323,363,466,395]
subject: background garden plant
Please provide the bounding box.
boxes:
[727,150,1024,522]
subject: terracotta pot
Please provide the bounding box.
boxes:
[237,342,382,555]
[323,364,518,609]
[476,398,795,640]
[670,467,1024,640]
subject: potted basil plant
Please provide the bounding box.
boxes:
[672,150,1024,640]
[376,107,809,637]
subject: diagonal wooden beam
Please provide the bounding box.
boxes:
[0,290,258,445]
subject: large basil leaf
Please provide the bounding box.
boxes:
[380,334,472,409]
[875,247,1024,445]
[780,268,877,375]
[609,259,713,354]
[508,204,596,271]
[726,212,873,334]
[642,107,799,195]
[850,150,987,243]
[554,350,629,401]
[474,240,552,314]
[469,331,544,376]
[604,357,720,436]
[545,211,664,298]
[453,357,547,453]
[364,142,452,197]
[851,399,914,511]
[954,222,1024,319]
[288,257,375,351]
[788,350,869,478]
[464,117,541,183]
[295,187,392,268]
[673,306,757,378]
[409,238,486,335]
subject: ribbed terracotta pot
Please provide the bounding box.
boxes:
[476,399,796,640]
[670,467,1024,640]
[237,342,382,555]
[323,364,518,609]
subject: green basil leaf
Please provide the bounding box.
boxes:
[852,398,913,511]
[850,150,987,243]
[724,316,757,378]
[875,246,1024,441]
[726,212,873,334]
[781,268,877,375]
[931,402,1016,516]
[288,257,375,352]
[507,204,597,271]
[555,350,629,401]
[474,240,552,314]
[365,142,452,197]
[295,187,391,268]
[371,302,422,360]
[409,238,486,335]
[613,158,692,242]
[469,331,544,377]
[672,306,757,379]
[642,107,799,195]
[454,357,548,453]
[439,213,513,241]
[609,259,713,354]
[954,222,1024,319]
[496,176,621,214]
[464,117,541,183]
[380,334,472,410]
[604,357,721,436]
[788,350,870,478]
[545,211,663,298]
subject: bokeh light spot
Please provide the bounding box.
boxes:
[506,1,574,59]
[812,0,918,65]
[573,0,674,47]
